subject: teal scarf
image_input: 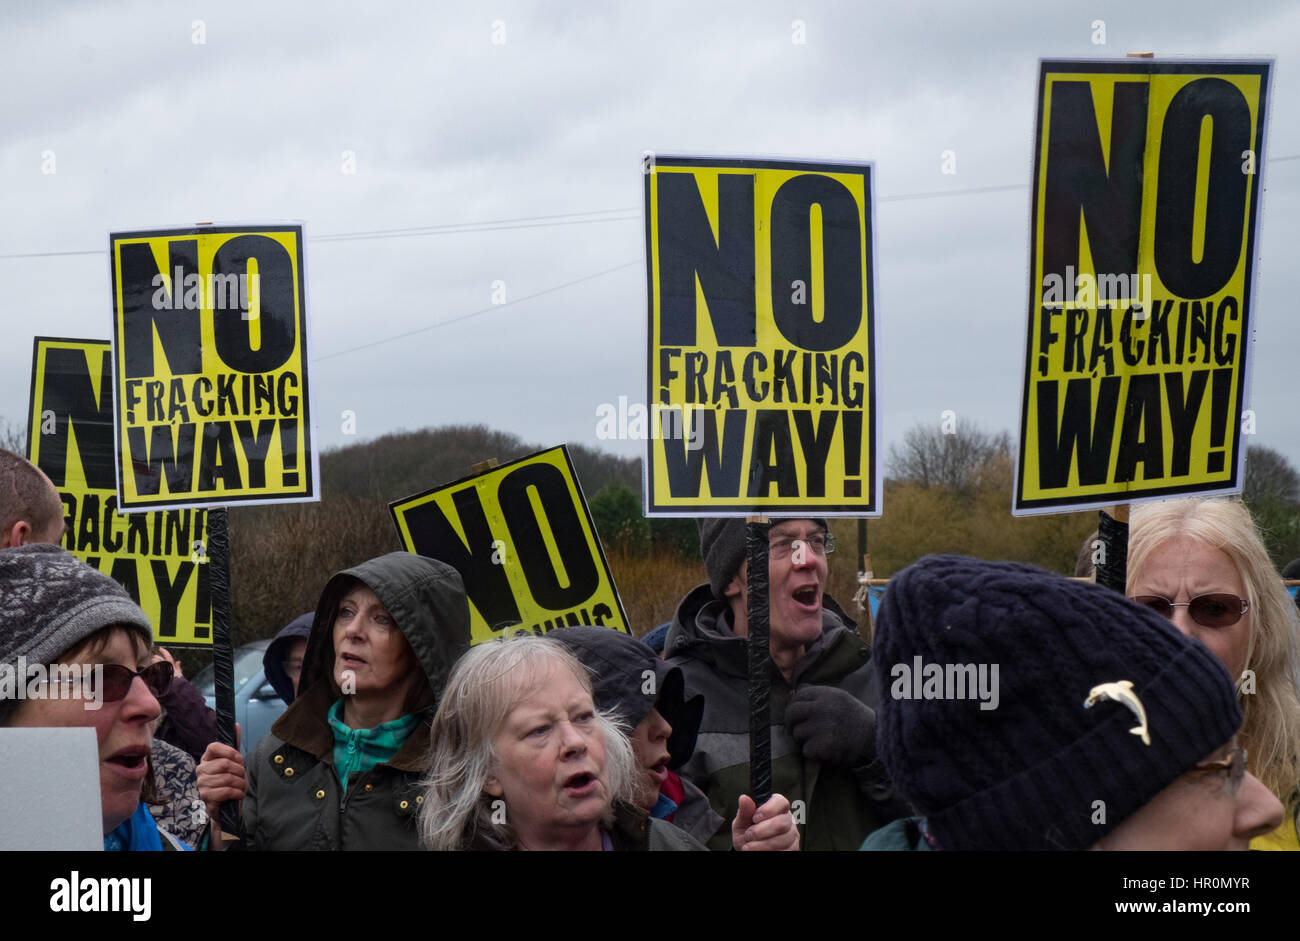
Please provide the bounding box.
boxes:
[327,699,420,794]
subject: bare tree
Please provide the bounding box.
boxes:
[887,420,1012,497]
[0,417,26,455]
[1243,445,1300,507]
[1241,445,1300,568]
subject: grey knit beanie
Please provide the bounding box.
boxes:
[0,544,152,667]
[698,517,830,599]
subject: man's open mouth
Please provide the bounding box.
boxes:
[792,586,819,606]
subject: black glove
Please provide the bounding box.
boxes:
[786,685,877,768]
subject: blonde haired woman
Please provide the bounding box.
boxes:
[1128,498,1300,850]
[419,634,705,851]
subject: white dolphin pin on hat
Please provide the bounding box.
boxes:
[1084,680,1151,746]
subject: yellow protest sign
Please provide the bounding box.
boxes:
[1015,60,1271,514]
[27,338,214,646]
[389,446,630,645]
[109,225,318,510]
[644,155,879,516]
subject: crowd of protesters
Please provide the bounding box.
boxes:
[2,446,1298,851]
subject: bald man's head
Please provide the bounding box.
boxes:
[0,449,66,548]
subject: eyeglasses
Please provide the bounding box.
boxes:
[88,662,173,702]
[1130,594,1249,629]
[1193,745,1248,796]
[769,531,835,561]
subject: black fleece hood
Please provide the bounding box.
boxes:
[263,611,314,704]
[550,625,704,770]
[298,552,472,709]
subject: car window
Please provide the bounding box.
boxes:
[192,646,272,696]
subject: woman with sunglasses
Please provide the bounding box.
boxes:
[1128,498,1300,850]
[0,544,187,850]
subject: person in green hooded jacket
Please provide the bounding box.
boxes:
[197,552,470,850]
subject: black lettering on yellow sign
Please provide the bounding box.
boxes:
[1015,60,1270,514]
[27,338,213,645]
[389,446,629,645]
[110,225,316,510]
[646,156,879,515]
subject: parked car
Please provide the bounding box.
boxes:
[192,639,289,759]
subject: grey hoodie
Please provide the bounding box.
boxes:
[663,582,904,850]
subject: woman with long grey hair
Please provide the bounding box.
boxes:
[419,633,704,851]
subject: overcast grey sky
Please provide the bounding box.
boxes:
[2,0,1297,505]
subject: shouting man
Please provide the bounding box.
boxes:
[664,517,902,850]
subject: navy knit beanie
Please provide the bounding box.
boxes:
[873,554,1242,851]
[550,625,704,771]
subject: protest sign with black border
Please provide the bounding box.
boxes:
[27,337,215,647]
[390,445,630,645]
[1014,59,1272,515]
[644,154,880,517]
[108,224,318,511]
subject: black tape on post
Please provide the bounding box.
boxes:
[746,517,772,805]
[1095,508,1129,595]
[207,507,240,839]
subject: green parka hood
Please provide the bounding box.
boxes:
[296,551,471,710]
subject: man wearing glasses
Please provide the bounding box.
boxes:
[663,518,902,850]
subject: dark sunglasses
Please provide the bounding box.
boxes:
[1193,745,1248,796]
[88,661,173,702]
[1130,593,1249,629]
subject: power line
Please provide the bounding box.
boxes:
[312,207,637,240]
[314,259,640,361]
[879,182,1028,202]
[312,214,639,244]
[0,208,641,259]
[4,154,1299,260]
[0,247,103,259]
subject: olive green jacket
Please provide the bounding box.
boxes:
[466,801,707,851]
[237,552,470,851]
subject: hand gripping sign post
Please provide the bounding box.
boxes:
[109,223,319,839]
[644,154,880,802]
[26,338,214,647]
[390,446,630,645]
[1013,59,1272,590]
